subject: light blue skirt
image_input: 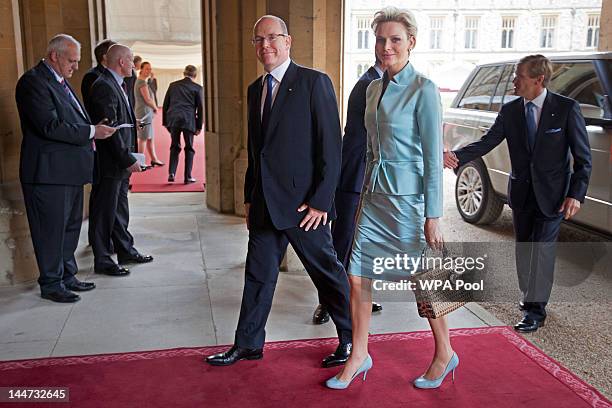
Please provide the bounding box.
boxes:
[348,192,426,281]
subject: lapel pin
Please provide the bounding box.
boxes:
[288,88,293,92]
[551,113,555,117]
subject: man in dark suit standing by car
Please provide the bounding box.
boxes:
[88,44,153,277]
[15,34,116,302]
[312,59,385,325]
[206,15,352,368]
[445,54,592,332]
[162,64,203,184]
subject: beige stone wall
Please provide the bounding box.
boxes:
[600,0,612,51]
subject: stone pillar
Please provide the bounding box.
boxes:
[0,0,96,286]
[600,0,612,51]
[203,0,263,213]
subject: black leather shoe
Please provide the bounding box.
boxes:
[65,281,96,292]
[206,345,263,366]
[41,290,81,303]
[372,302,383,313]
[168,174,175,182]
[514,316,545,333]
[184,177,196,184]
[118,253,154,264]
[321,343,352,368]
[94,265,130,276]
[518,301,527,311]
[313,304,330,325]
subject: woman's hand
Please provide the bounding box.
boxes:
[424,218,444,251]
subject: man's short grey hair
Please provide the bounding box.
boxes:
[371,7,418,38]
[253,15,289,36]
[46,34,81,56]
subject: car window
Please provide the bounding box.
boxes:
[548,62,609,119]
[458,65,504,111]
[491,64,515,111]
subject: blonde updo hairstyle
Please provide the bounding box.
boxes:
[370,6,418,39]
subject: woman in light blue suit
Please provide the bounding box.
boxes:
[326,7,458,390]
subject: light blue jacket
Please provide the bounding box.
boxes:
[362,63,443,218]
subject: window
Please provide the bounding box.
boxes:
[586,15,600,48]
[540,16,557,48]
[430,17,444,49]
[501,17,516,49]
[458,65,504,111]
[548,62,610,119]
[357,17,370,49]
[356,63,369,80]
[464,17,479,49]
[490,64,516,111]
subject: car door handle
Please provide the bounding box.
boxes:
[478,126,489,132]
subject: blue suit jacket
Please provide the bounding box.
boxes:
[337,66,381,193]
[363,63,444,218]
[455,91,592,217]
[244,62,342,230]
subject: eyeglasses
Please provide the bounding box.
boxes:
[251,34,287,46]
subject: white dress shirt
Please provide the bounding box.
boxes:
[523,88,547,129]
[260,57,292,119]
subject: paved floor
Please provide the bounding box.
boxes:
[0,190,499,361]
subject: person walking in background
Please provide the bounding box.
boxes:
[15,34,116,302]
[312,55,387,325]
[444,54,592,333]
[88,44,154,277]
[162,65,203,183]
[326,7,455,390]
[135,61,163,167]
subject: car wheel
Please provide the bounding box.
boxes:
[455,159,504,225]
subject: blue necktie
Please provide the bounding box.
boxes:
[261,74,274,134]
[525,101,537,150]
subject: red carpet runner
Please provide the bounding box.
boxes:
[1,327,609,408]
[129,113,205,193]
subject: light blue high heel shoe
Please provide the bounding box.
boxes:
[413,352,459,389]
[325,354,373,390]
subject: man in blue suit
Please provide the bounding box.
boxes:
[445,55,592,332]
[312,60,385,325]
[206,15,352,367]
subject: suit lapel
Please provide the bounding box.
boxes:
[264,62,298,141]
[64,80,90,122]
[533,91,556,153]
[105,72,136,125]
[40,62,89,122]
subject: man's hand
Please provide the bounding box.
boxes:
[94,125,116,140]
[559,197,581,220]
[443,150,459,169]
[424,218,444,251]
[297,204,327,231]
[244,203,251,230]
[127,161,142,173]
[195,130,201,136]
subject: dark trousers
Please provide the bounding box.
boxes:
[235,224,352,349]
[316,190,361,305]
[90,177,137,268]
[513,186,563,321]
[21,183,83,294]
[169,128,195,180]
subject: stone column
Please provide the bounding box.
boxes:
[0,0,96,286]
[600,0,612,51]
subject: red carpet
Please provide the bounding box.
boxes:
[129,113,205,193]
[1,327,609,408]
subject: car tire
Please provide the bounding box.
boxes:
[455,159,504,225]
